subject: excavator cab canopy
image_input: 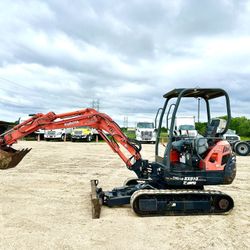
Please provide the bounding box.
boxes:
[163,88,228,100]
[155,88,232,166]
[161,88,231,133]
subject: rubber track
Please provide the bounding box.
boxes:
[130,189,234,216]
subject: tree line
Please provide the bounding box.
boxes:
[196,116,250,137]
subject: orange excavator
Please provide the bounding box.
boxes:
[0,88,236,218]
[0,108,141,170]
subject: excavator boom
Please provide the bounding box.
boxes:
[0,108,141,170]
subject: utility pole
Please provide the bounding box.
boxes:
[92,99,100,111]
[123,116,128,128]
[197,97,201,123]
[91,99,100,142]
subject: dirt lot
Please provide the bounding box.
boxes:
[1,141,250,250]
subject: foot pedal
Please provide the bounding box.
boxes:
[90,180,102,219]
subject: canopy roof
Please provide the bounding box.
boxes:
[163,88,227,100]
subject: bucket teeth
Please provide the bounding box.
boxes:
[0,148,31,170]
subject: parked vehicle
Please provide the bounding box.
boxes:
[135,122,156,143]
[233,140,250,156]
[71,126,94,142]
[170,116,198,137]
[44,128,72,141]
[222,129,240,143]
[211,122,249,157]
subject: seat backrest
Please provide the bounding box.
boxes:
[194,135,208,155]
[205,119,220,137]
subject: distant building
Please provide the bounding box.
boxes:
[0,121,15,134]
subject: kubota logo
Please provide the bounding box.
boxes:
[64,121,79,126]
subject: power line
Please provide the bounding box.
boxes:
[0,76,34,91]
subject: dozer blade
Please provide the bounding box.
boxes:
[90,179,102,219]
[0,147,31,170]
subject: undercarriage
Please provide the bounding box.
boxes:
[91,179,234,218]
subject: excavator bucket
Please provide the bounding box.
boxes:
[90,180,102,219]
[0,147,31,170]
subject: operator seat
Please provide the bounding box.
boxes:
[195,119,223,156]
[204,118,223,148]
[194,135,208,155]
[204,119,220,138]
[172,119,222,160]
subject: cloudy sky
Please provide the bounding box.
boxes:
[0,0,250,125]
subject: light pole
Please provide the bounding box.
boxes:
[197,97,201,123]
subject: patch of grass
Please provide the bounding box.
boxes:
[124,131,136,139]
[22,137,37,141]
[240,136,250,141]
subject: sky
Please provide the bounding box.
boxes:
[0,0,250,126]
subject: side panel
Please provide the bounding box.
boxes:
[202,141,232,171]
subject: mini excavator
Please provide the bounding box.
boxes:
[0,88,236,218]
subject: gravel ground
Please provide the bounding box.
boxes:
[1,141,250,250]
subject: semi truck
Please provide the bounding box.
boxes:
[170,116,198,137]
[222,129,240,143]
[135,122,156,143]
[200,119,249,157]
[44,128,72,141]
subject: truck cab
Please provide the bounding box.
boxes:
[135,122,156,143]
[172,116,198,137]
[71,126,94,142]
[44,128,72,141]
[223,129,240,143]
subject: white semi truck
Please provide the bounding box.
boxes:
[170,116,198,137]
[135,122,156,143]
[44,128,72,141]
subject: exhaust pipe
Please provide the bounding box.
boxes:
[0,147,31,170]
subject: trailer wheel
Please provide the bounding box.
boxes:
[234,141,250,156]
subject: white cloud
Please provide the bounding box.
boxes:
[0,0,249,126]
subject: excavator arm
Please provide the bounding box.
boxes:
[0,108,142,170]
